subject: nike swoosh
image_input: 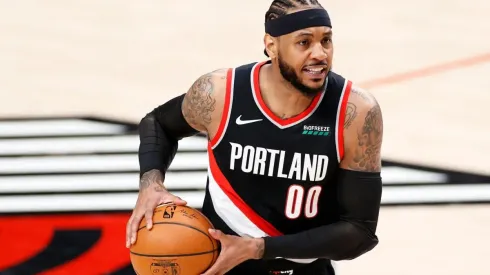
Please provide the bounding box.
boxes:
[235,115,263,125]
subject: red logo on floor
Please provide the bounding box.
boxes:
[0,213,134,275]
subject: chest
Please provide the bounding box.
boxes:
[221,119,338,183]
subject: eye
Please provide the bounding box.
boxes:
[322,38,332,45]
[298,40,309,46]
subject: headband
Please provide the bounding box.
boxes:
[265,8,332,37]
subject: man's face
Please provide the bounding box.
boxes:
[275,26,333,96]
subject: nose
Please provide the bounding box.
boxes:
[310,43,328,61]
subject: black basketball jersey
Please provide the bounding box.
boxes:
[200,60,352,274]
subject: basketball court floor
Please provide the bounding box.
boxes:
[1,1,489,274]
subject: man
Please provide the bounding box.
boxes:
[126,1,383,274]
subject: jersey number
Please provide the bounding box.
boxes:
[284,185,322,219]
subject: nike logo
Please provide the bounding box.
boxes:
[235,115,263,125]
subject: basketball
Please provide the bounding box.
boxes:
[129,204,219,275]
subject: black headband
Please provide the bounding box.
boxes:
[265,8,332,37]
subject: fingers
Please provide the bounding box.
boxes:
[201,254,225,275]
[161,195,187,206]
[201,230,225,275]
[126,192,188,249]
[144,207,154,230]
[125,215,134,248]
[127,210,144,247]
[208,229,223,240]
[174,197,188,206]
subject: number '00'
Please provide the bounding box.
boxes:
[285,185,322,219]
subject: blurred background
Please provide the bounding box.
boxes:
[1,0,489,274]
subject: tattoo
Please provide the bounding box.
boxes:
[344,102,357,129]
[351,87,373,102]
[349,102,383,172]
[154,185,165,192]
[139,169,163,189]
[182,73,216,128]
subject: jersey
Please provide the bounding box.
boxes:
[200,60,352,275]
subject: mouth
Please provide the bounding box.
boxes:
[302,65,328,76]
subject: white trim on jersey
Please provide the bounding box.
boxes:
[250,62,327,130]
[335,79,349,163]
[211,68,236,150]
[207,163,318,264]
[207,163,267,238]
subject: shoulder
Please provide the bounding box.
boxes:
[189,68,229,95]
[182,68,231,133]
[346,85,382,126]
[340,85,384,172]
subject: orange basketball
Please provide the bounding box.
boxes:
[129,204,219,275]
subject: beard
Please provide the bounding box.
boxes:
[277,53,328,97]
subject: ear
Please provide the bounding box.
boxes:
[264,34,278,59]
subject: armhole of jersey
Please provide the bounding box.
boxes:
[209,68,234,149]
[335,80,353,163]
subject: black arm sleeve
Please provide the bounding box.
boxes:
[138,94,199,178]
[262,169,382,261]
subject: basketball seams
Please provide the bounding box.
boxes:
[137,221,209,236]
[130,248,219,258]
[132,206,219,272]
[133,221,218,263]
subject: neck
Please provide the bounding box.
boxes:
[260,63,317,120]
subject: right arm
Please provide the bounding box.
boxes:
[138,68,228,188]
[127,69,228,247]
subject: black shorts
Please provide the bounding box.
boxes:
[225,258,336,275]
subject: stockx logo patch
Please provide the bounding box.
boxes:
[302,125,330,136]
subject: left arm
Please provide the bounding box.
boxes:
[202,86,383,274]
[258,86,384,261]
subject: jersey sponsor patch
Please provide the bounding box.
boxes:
[302,125,331,136]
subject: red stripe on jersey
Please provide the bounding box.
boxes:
[252,62,323,127]
[207,143,283,237]
[209,68,233,147]
[337,80,353,160]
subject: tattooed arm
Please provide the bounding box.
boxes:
[339,85,383,235]
[182,69,228,136]
[138,69,228,186]
[127,69,229,247]
[341,86,383,172]
[258,87,383,261]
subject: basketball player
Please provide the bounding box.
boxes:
[126,1,383,274]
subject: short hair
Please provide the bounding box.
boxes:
[265,0,324,22]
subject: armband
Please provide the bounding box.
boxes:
[138,94,199,177]
[262,168,382,261]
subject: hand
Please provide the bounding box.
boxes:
[126,170,187,248]
[201,229,264,275]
